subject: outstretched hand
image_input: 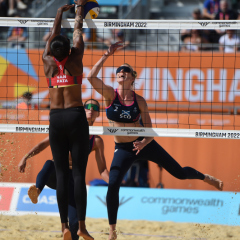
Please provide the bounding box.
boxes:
[74,0,88,6]
[18,158,27,173]
[105,41,124,56]
[58,4,74,13]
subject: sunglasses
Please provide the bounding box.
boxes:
[84,103,99,112]
[116,66,132,74]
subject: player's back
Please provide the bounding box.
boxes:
[43,47,84,109]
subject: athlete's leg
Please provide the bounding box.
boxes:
[63,228,72,240]
[28,185,40,204]
[49,109,70,226]
[107,142,137,239]
[36,160,56,191]
[66,107,93,240]
[139,140,223,190]
[139,140,205,179]
[68,204,79,240]
[68,170,79,240]
[203,174,223,190]
[28,160,55,204]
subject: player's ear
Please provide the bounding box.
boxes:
[131,77,135,85]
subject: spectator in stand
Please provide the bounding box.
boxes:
[230,0,239,9]
[181,9,204,42]
[7,17,28,48]
[219,30,240,52]
[181,29,209,52]
[16,91,33,109]
[213,0,239,40]
[82,28,92,42]
[96,28,113,47]
[42,28,53,42]
[215,0,239,20]
[97,29,131,49]
[7,0,27,16]
[42,28,66,43]
[0,0,8,17]
[203,0,220,19]
[112,29,131,49]
[192,8,203,20]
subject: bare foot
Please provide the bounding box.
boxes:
[28,185,40,204]
[108,230,117,240]
[204,174,223,191]
[63,228,72,240]
[77,229,94,240]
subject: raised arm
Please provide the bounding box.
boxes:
[42,4,74,58]
[87,42,124,100]
[72,0,88,52]
[93,136,109,183]
[18,136,50,173]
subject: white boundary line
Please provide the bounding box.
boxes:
[0,18,239,30]
[0,124,240,139]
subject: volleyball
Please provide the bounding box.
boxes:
[75,0,100,19]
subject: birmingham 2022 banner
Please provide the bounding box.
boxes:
[0,49,240,128]
[1,49,240,107]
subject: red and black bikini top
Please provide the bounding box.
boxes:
[46,56,82,88]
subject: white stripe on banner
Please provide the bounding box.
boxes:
[0,18,239,30]
[0,124,240,139]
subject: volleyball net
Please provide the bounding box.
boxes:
[0,18,240,139]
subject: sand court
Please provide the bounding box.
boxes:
[0,215,240,240]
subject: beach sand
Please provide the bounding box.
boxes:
[0,215,240,240]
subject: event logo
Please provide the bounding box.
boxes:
[96,196,133,207]
[120,110,131,119]
[198,22,210,27]
[107,128,118,134]
[18,20,28,24]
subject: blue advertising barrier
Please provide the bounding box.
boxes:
[86,187,240,226]
[16,187,59,213]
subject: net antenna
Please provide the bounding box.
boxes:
[0,18,240,139]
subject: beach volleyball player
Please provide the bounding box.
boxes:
[42,1,93,239]
[87,42,223,240]
[18,99,109,240]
